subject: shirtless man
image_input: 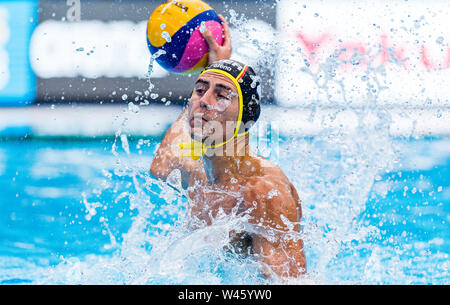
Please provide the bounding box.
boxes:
[150,15,306,279]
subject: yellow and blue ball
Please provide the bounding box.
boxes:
[147,0,224,74]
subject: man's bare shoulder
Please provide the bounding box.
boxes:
[241,155,300,218]
[243,154,292,190]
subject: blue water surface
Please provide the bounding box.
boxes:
[0,136,448,284]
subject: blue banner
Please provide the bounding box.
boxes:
[0,0,38,106]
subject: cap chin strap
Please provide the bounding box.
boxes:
[179,67,249,161]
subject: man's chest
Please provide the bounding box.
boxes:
[187,175,248,223]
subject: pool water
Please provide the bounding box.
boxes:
[0,135,448,284]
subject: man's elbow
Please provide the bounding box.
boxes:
[150,159,167,181]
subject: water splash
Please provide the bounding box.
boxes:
[20,8,448,285]
[161,31,172,43]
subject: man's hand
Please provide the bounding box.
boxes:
[201,14,232,65]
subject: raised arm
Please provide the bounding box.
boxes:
[151,14,232,186]
[150,105,201,187]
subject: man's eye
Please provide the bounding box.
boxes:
[196,89,205,94]
[218,92,232,100]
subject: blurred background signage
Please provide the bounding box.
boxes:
[0,0,448,109]
[0,0,38,106]
[27,0,277,105]
[276,0,450,107]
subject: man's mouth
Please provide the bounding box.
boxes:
[190,116,209,126]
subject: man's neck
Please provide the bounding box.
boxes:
[202,134,250,185]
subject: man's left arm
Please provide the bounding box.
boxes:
[248,182,306,279]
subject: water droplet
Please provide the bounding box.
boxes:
[436,36,444,45]
[128,102,140,113]
[267,189,280,199]
[199,21,207,33]
[161,31,172,43]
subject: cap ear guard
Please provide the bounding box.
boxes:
[242,97,261,130]
[239,65,261,129]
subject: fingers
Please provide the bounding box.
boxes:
[201,28,219,52]
[201,14,233,63]
[218,14,231,48]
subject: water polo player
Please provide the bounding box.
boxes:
[150,16,306,279]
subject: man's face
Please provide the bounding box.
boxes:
[188,72,240,145]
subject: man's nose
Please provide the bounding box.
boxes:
[198,88,215,109]
[191,98,207,113]
[199,100,208,109]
